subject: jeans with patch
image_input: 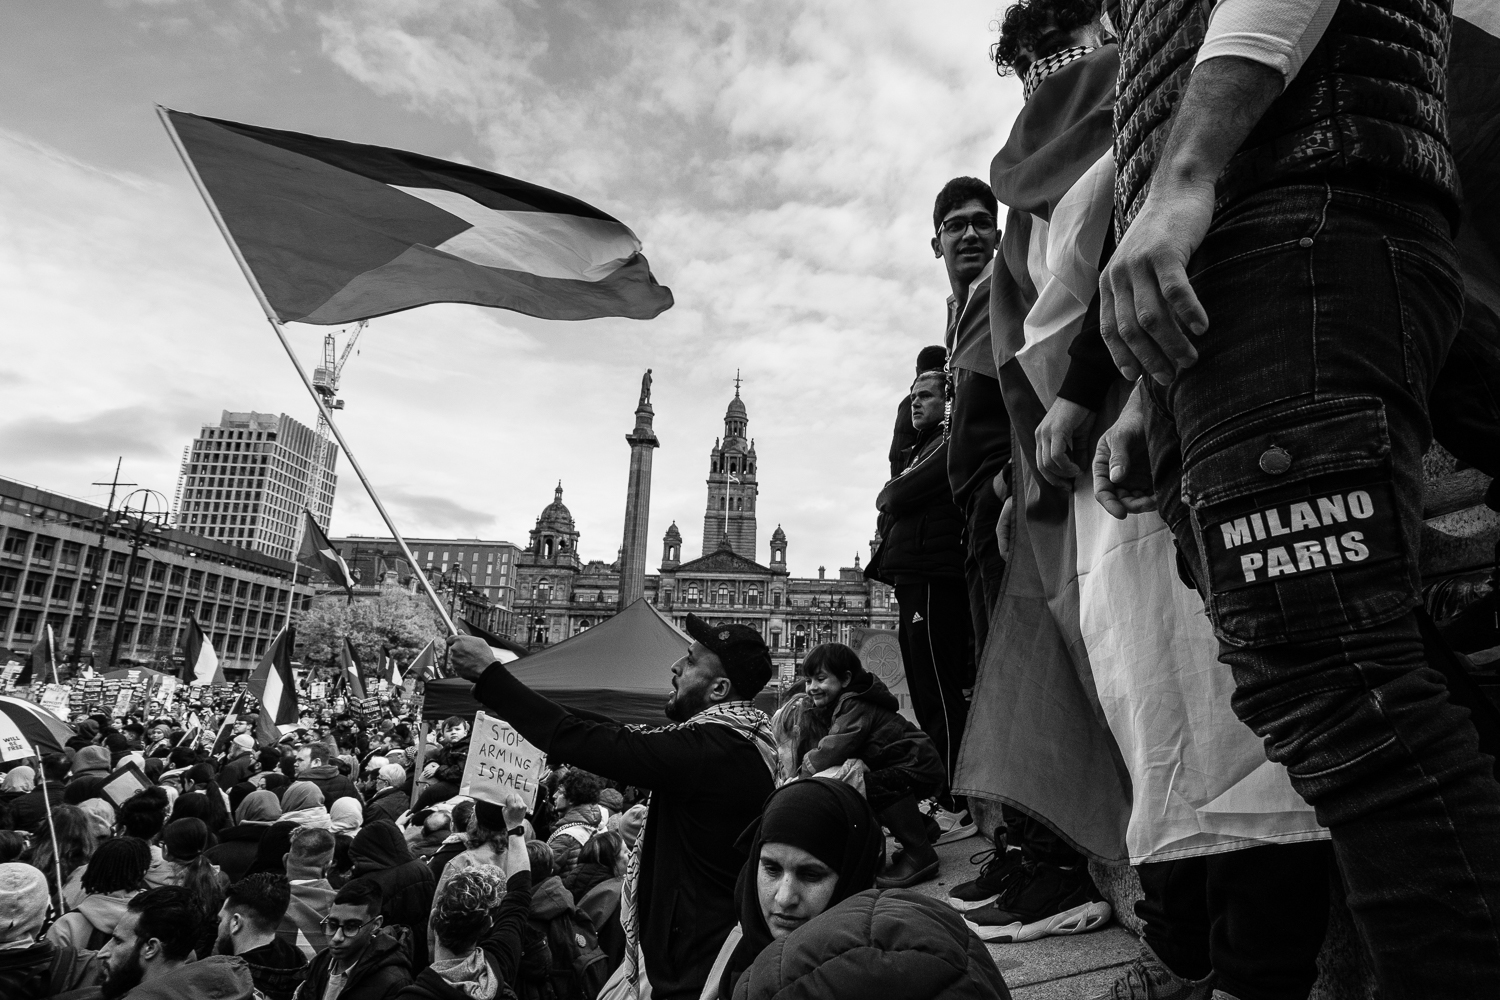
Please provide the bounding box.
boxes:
[1142,182,1500,996]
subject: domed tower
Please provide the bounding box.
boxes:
[528,482,581,569]
[770,524,787,569]
[661,522,682,570]
[702,372,760,559]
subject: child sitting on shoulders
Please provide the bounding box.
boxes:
[781,642,947,889]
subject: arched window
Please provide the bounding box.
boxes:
[720,496,727,511]
[747,588,760,607]
[717,583,730,606]
[539,578,552,603]
[542,537,554,558]
[687,583,701,605]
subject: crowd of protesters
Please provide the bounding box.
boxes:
[4,0,1497,998]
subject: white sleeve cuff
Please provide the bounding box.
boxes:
[1195,0,1341,88]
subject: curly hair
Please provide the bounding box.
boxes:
[992,0,1102,76]
[559,769,605,808]
[431,866,507,953]
[82,836,151,895]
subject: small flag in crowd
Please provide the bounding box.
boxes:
[406,641,437,684]
[22,625,57,687]
[184,616,223,687]
[211,690,249,756]
[159,108,674,326]
[384,651,404,689]
[297,510,356,594]
[248,628,299,747]
[339,637,366,700]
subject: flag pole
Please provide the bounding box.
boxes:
[157,106,457,638]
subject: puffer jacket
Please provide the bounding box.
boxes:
[545,804,603,876]
[797,674,945,803]
[873,424,965,582]
[349,821,437,968]
[731,889,1011,1000]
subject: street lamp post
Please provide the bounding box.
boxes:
[107,489,168,670]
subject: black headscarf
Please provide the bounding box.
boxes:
[721,778,884,998]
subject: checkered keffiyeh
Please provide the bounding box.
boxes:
[1022,45,1097,101]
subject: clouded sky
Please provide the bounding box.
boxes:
[0,0,1022,576]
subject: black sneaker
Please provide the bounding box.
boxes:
[964,861,1112,943]
[875,847,939,889]
[947,842,1025,912]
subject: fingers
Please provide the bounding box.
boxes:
[1092,433,1128,520]
[1159,263,1209,337]
[1098,269,1142,382]
[996,496,1015,561]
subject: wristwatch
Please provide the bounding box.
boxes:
[508,826,526,839]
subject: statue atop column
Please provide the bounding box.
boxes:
[639,368,653,407]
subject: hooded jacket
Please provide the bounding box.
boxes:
[873,424,966,582]
[796,673,945,802]
[296,764,361,807]
[238,936,309,1000]
[395,872,532,1000]
[47,891,134,951]
[731,889,1010,1000]
[126,955,261,1000]
[350,820,437,967]
[207,823,272,885]
[297,929,412,1000]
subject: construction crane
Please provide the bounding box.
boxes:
[298,322,364,545]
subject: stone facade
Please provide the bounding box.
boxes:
[513,387,896,679]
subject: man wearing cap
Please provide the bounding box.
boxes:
[448,614,777,1000]
[218,734,259,792]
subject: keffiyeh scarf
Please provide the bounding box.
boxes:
[615,701,775,999]
[1022,44,1097,101]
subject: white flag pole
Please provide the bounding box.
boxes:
[157,106,456,638]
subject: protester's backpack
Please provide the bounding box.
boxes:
[543,909,610,1000]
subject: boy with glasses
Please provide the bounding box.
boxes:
[294,878,411,1000]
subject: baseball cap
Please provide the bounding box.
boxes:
[684,614,772,699]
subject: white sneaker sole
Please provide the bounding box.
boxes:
[934,821,979,845]
[965,900,1112,943]
[947,893,999,912]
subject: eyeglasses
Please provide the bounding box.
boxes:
[938,214,997,237]
[321,916,376,937]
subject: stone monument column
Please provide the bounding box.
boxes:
[619,370,659,609]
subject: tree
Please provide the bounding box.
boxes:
[295,588,445,675]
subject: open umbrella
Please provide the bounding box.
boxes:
[0,696,73,754]
[0,696,74,907]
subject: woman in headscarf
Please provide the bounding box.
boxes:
[708,778,886,1000]
[78,797,117,841]
[277,780,331,829]
[329,795,363,876]
[207,788,283,884]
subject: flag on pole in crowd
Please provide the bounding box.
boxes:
[385,650,405,688]
[22,626,58,687]
[406,641,437,684]
[184,617,223,686]
[158,108,674,326]
[211,689,248,756]
[247,627,298,747]
[339,637,366,700]
[297,511,356,594]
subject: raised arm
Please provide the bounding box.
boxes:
[450,636,706,792]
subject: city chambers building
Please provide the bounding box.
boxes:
[512,386,897,681]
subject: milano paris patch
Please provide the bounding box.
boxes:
[1201,483,1401,594]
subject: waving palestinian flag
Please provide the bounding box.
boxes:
[298,510,355,594]
[339,637,366,701]
[159,108,673,325]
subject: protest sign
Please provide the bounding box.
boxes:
[460,710,544,810]
[40,684,71,718]
[101,762,150,809]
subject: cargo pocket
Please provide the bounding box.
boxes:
[1182,395,1418,647]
